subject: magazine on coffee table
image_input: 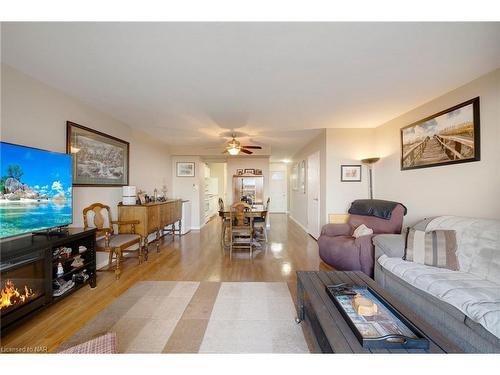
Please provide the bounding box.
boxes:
[325,284,429,349]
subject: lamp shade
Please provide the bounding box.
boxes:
[361,157,380,164]
[228,147,240,155]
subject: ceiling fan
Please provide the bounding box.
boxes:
[223,135,262,155]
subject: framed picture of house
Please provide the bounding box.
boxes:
[176,162,195,177]
[341,165,362,182]
[401,97,480,171]
[66,121,129,186]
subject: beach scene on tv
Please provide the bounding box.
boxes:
[0,142,73,238]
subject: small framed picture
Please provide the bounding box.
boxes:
[291,164,299,190]
[255,169,262,175]
[137,193,147,205]
[236,169,244,175]
[341,165,362,182]
[244,169,255,175]
[177,162,195,177]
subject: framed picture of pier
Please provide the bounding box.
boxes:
[400,97,480,171]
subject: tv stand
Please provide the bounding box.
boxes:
[1,227,97,334]
[33,226,70,237]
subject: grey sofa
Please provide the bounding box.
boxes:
[374,216,500,353]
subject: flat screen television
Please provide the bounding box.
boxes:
[0,142,73,239]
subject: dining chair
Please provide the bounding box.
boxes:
[219,198,231,249]
[83,203,143,279]
[253,197,270,243]
[228,202,254,259]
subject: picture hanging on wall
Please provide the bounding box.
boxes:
[341,165,362,182]
[66,121,129,186]
[400,97,480,171]
[176,162,195,177]
[298,160,306,193]
[291,164,299,191]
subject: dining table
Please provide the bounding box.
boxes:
[219,204,267,248]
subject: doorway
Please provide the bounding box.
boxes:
[307,151,321,239]
[269,167,288,213]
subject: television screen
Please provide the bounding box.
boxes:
[0,142,73,239]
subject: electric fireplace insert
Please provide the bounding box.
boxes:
[0,249,51,328]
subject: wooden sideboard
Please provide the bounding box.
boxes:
[118,199,182,258]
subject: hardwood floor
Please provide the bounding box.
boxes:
[0,213,327,352]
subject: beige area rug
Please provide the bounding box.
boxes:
[58,281,309,353]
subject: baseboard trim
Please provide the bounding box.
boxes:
[288,215,308,234]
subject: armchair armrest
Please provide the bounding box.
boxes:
[111,220,140,235]
[373,234,406,260]
[320,223,352,237]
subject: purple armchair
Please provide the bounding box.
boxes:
[318,201,406,277]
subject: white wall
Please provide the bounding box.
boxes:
[1,64,172,229]
[226,157,270,204]
[374,68,500,225]
[325,128,376,214]
[289,130,327,229]
[207,162,227,202]
[171,156,204,229]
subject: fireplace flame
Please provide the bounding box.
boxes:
[0,279,36,312]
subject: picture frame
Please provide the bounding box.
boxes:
[401,97,480,171]
[244,168,255,175]
[341,165,362,182]
[176,162,196,177]
[66,121,129,186]
[298,160,306,193]
[291,164,299,191]
[137,193,146,205]
[255,169,262,175]
[236,169,244,175]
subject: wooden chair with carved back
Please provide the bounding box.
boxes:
[83,203,143,279]
[253,197,270,243]
[228,202,254,259]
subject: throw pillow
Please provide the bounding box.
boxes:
[352,224,374,238]
[404,228,458,270]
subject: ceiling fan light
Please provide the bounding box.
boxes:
[228,147,240,155]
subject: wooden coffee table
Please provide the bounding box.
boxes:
[296,271,462,353]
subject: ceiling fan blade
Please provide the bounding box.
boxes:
[222,150,228,154]
[242,146,262,149]
[240,149,253,154]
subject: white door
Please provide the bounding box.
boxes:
[307,151,321,239]
[270,170,287,213]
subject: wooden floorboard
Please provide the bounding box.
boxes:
[0,213,322,352]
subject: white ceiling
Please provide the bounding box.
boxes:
[2,22,499,160]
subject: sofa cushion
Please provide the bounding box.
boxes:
[424,216,500,284]
[405,228,458,270]
[378,255,500,339]
[353,224,373,238]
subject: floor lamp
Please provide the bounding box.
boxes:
[361,157,380,200]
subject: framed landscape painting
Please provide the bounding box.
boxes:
[66,121,129,186]
[401,97,480,171]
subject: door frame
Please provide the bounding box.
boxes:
[307,151,321,239]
